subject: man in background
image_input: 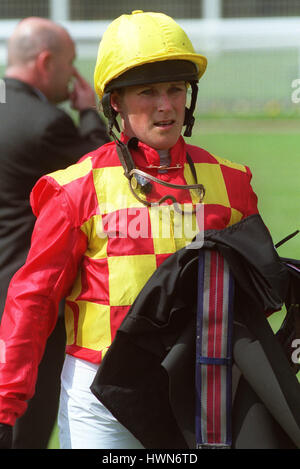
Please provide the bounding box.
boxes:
[0,17,109,448]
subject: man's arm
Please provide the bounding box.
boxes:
[39,108,108,173]
[78,108,110,145]
[70,68,110,146]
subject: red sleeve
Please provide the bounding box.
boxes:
[0,176,87,426]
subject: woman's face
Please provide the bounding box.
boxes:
[111,81,187,150]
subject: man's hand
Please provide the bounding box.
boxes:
[0,423,12,449]
[69,69,97,111]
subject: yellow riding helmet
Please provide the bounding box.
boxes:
[94,10,207,101]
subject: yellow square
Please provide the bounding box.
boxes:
[66,271,82,302]
[183,164,204,205]
[93,167,144,214]
[64,302,75,346]
[81,215,107,259]
[50,157,92,186]
[212,154,246,173]
[193,163,230,207]
[228,207,243,227]
[149,205,176,255]
[108,254,157,306]
[149,204,199,254]
[76,302,111,351]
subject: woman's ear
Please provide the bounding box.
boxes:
[110,91,122,113]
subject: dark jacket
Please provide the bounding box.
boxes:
[91,214,300,449]
[0,77,110,315]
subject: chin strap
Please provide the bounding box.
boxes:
[103,126,206,212]
[183,81,198,137]
[101,92,120,135]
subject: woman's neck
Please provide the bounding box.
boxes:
[157,149,170,173]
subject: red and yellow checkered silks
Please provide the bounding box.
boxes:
[0,136,258,425]
[45,136,258,363]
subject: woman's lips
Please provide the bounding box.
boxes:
[154,120,175,128]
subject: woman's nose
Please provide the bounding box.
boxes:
[157,93,172,112]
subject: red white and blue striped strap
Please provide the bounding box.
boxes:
[196,249,234,449]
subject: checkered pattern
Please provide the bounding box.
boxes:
[48,138,258,364]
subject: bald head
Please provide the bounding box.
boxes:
[5,17,77,103]
[7,17,70,67]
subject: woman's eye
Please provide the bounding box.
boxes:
[170,86,185,93]
[139,88,153,96]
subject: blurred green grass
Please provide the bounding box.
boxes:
[48,423,59,449]
[192,120,300,258]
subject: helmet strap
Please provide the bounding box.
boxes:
[184,81,198,137]
[102,92,120,135]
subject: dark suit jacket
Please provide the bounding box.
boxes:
[0,77,110,315]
